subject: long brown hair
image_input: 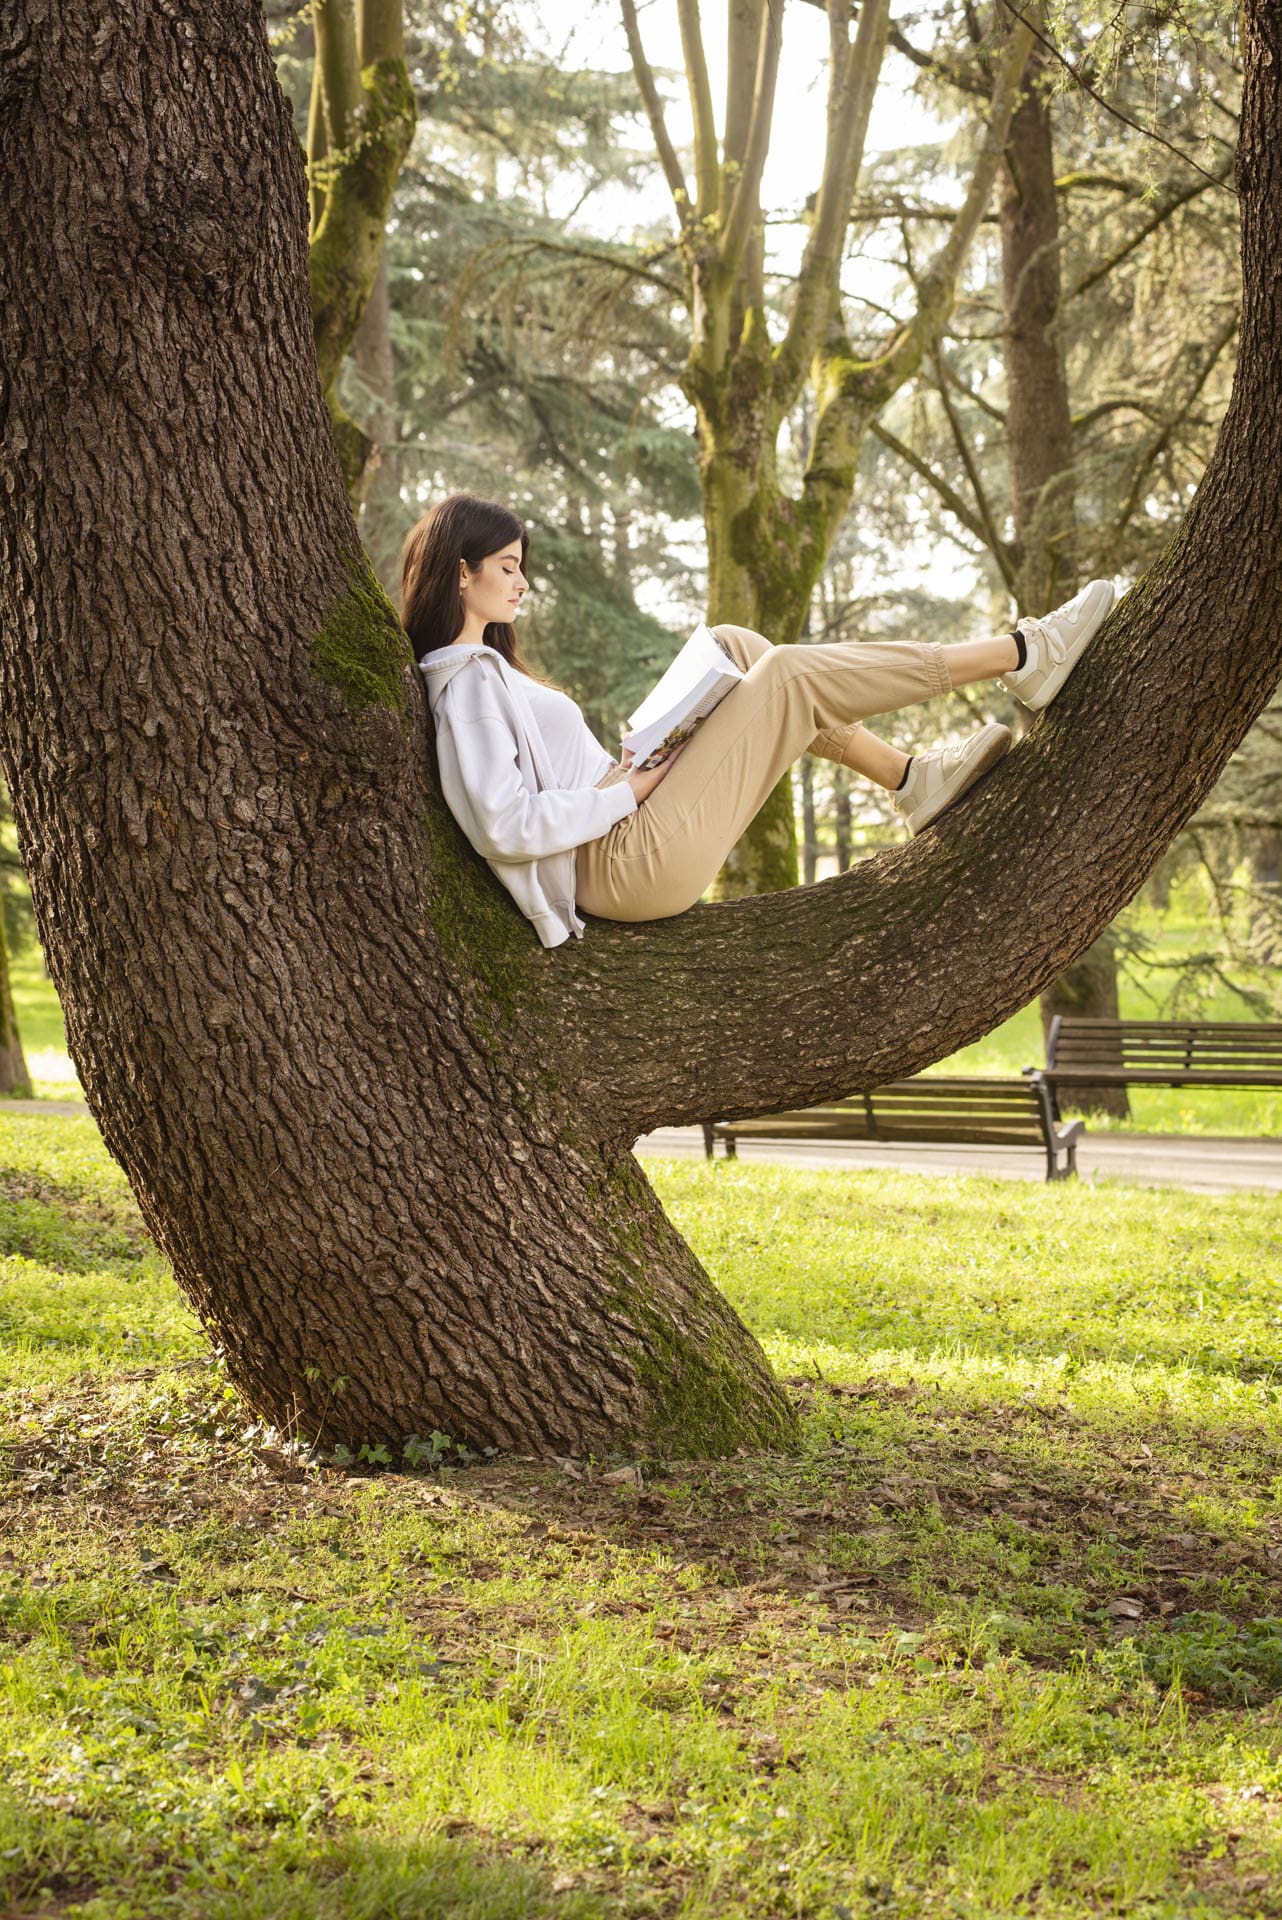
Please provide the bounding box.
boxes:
[400,493,537,674]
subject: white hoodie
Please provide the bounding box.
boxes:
[420,642,637,948]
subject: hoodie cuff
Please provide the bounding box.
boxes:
[598,780,637,829]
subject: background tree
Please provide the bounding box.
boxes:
[859,3,1239,1099]
[270,0,415,501]
[620,0,1040,895]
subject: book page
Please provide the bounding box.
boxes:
[620,623,743,767]
[625,623,739,734]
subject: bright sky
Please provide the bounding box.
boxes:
[556,0,947,270]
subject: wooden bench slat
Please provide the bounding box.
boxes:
[704,1073,1080,1179]
[1048,1069,1282,1085]
[1042,1017,1282,1107]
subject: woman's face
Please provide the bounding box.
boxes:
[460,540,528,630]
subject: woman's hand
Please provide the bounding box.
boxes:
[627,741,687,804]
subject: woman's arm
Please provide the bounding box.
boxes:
[435,708,637,864]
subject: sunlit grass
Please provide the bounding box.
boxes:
[4,1116,1282,1915]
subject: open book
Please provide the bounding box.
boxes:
[621,622,743,770]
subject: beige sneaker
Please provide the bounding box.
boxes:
[892,722,1012,836]
[1002,579,1116,711]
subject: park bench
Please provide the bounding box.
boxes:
[701,1075,1083,1181]
[1039,1018,1282,1116]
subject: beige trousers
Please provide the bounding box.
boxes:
[575,622,950,923]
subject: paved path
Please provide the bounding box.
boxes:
[635,1126,1282,1195]
[1,1098,1277,1197]
[0,1097,90,1117]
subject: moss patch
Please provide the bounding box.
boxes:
[420,799,545,1044]
[312,544,411,716]
[593,1153,799,1459]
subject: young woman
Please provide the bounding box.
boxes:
[406,493,1115,950]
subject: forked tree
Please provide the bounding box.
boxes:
[1,0,1280,1458]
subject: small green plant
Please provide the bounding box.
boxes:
[402,1430,455,1470]
[1138,1612,1282,1704]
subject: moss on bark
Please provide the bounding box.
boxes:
[420,797,546,1043]
[592,1151,799,1458]
[312,544,411,714]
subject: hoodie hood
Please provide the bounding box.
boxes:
[418,642,495,710]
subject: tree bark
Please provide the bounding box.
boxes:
[0,0,791,1459]
[3,0,1282,1460]
[999,45,1128,1115]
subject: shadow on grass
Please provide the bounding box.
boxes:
[2,1826,607,1920]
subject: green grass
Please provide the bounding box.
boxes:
[4,1114,1282,1917]
[10,952,82,1102]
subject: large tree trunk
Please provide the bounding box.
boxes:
[999,46,1129,1116]
[0,0,791,1459]
[3,0,1282,1458]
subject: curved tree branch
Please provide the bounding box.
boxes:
[619,0,691,217]
[718,0,784,277]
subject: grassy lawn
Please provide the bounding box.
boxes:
[4,1113,1282,1916]
[9,954,83,1103]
